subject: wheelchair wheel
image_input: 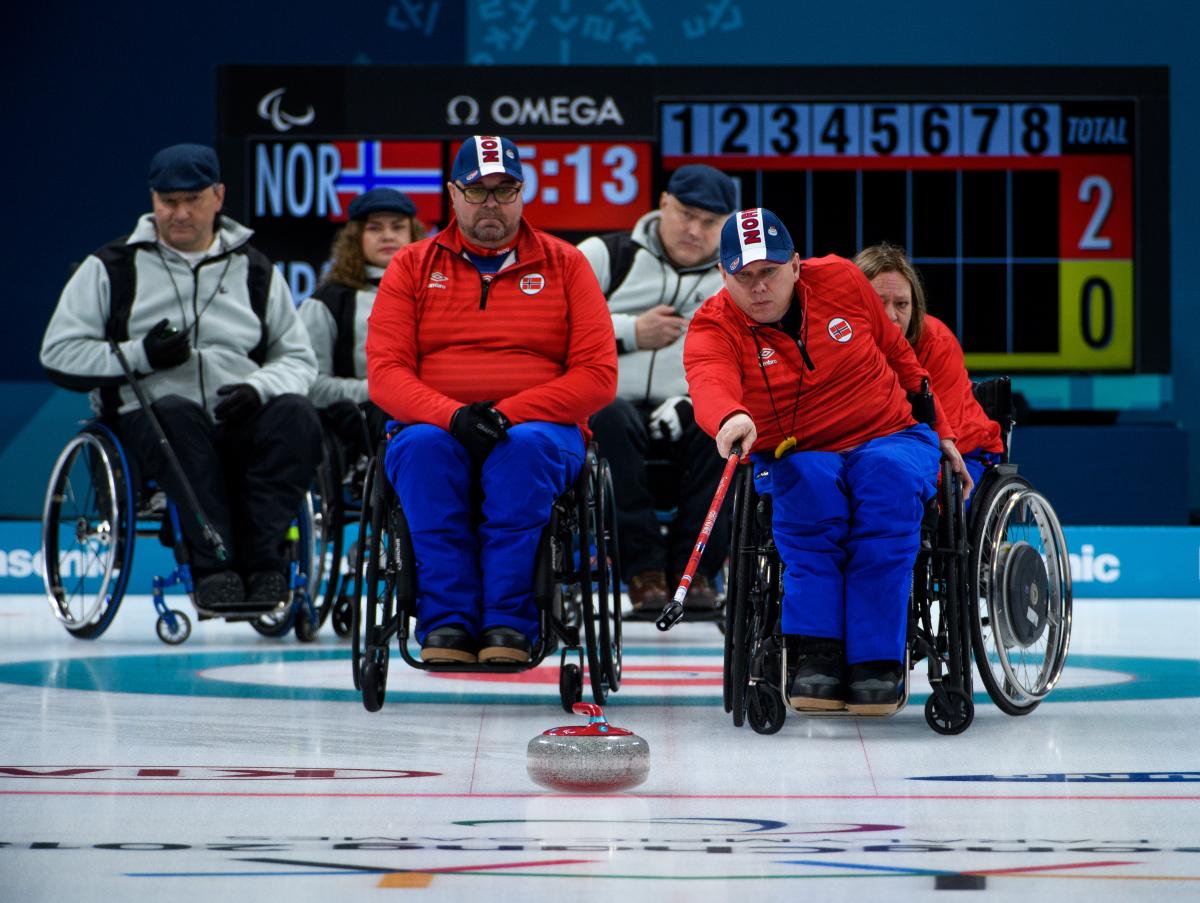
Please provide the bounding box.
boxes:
[250,494,319,640]
[594,459,622,693]
[351,459,378,690]
[559,662,583,713]
[924,688,974,735]
[155,609,192,645]
[726,467,756,726]
[578,464,608,705]
[310,429,345,629]
[968,470,1072,716]
[747,682,786,735]
[361,645,389,713]
[42,424,135,639]
[354,455,401,705]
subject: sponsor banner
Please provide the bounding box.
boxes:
[2,521,1197,598]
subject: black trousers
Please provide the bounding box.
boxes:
[118,393,322,575]
[589,397,732,582]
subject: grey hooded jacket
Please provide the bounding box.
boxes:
[577,210,724,405]
[41,214,316,416]
[296,264,386,408]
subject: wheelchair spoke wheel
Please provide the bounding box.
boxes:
[969,473,1072,716]
[595,460,622,693]
[42,426,134,639]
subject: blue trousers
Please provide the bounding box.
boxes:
[384,422,585,643]
[751,424,940,664]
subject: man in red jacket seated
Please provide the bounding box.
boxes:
[855,242,1000,505]
[366,135,617,665]
[684,208,968,715]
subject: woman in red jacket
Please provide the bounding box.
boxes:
[855,242,1004,502]
[685,208,968,715]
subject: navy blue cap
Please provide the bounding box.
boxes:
[148,143,220,193]
[720,208,795,274]
[450,135,524,185]
[348,187,417,221]
[667,164,737,214]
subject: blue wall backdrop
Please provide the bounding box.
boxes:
[4,0,1198,522]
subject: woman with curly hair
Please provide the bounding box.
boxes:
[300,187,424,446]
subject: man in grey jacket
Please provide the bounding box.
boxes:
[40,143,321,613]
[578,164,736,612]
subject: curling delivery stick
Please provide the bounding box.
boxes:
[108,335,229,562]
[655,444,742,631]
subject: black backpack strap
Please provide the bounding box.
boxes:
[311,283,360,378]
[598,231,639,300]
[93,238,140,343]
[242,245,273,365]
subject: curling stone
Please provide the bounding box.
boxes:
[527,702,650,792]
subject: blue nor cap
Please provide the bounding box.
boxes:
[348,187,417,220]
[450,135,524,185]
[148,143,220,193]
[720,207,795,274]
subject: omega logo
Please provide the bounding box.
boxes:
[446,94,624,128]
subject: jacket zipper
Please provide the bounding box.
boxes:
[478,272,491,310]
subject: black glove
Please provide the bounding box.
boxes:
[450,401,510,466]
[214,383,263,425]
[142,318,191,371]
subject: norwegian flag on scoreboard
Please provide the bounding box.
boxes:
[331,140,443,224]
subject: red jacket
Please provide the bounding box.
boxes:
[684,255,951,456]
[367,218,617,434]
[914,315,1003,455]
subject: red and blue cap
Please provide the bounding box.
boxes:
[720,207,795,274]
[450,135,524,185]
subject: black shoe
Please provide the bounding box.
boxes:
[478,626,532,664]
[846,660,905,715]
[788,636,846,710]
[420,625,477,664]
[194,570,246,611]
[245,570,291,608]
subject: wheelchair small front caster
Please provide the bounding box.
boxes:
[155,610,191,645]
[559,663,583,713]
[331,595,353,638]
[295,610,318,643]
[925,688,974,735]
[747,683,786,734]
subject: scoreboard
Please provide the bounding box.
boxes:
[218,66,1168,375]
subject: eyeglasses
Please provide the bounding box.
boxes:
[453,182,522,205]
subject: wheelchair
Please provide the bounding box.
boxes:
[723,377,1072,735]
[307,407,376,640]
[41,420,321,644]
[351,440,623,714]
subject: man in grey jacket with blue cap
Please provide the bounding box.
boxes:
[578,164,737,613]
[40,143,321,613]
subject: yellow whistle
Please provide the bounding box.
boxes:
[774,436,798,459]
